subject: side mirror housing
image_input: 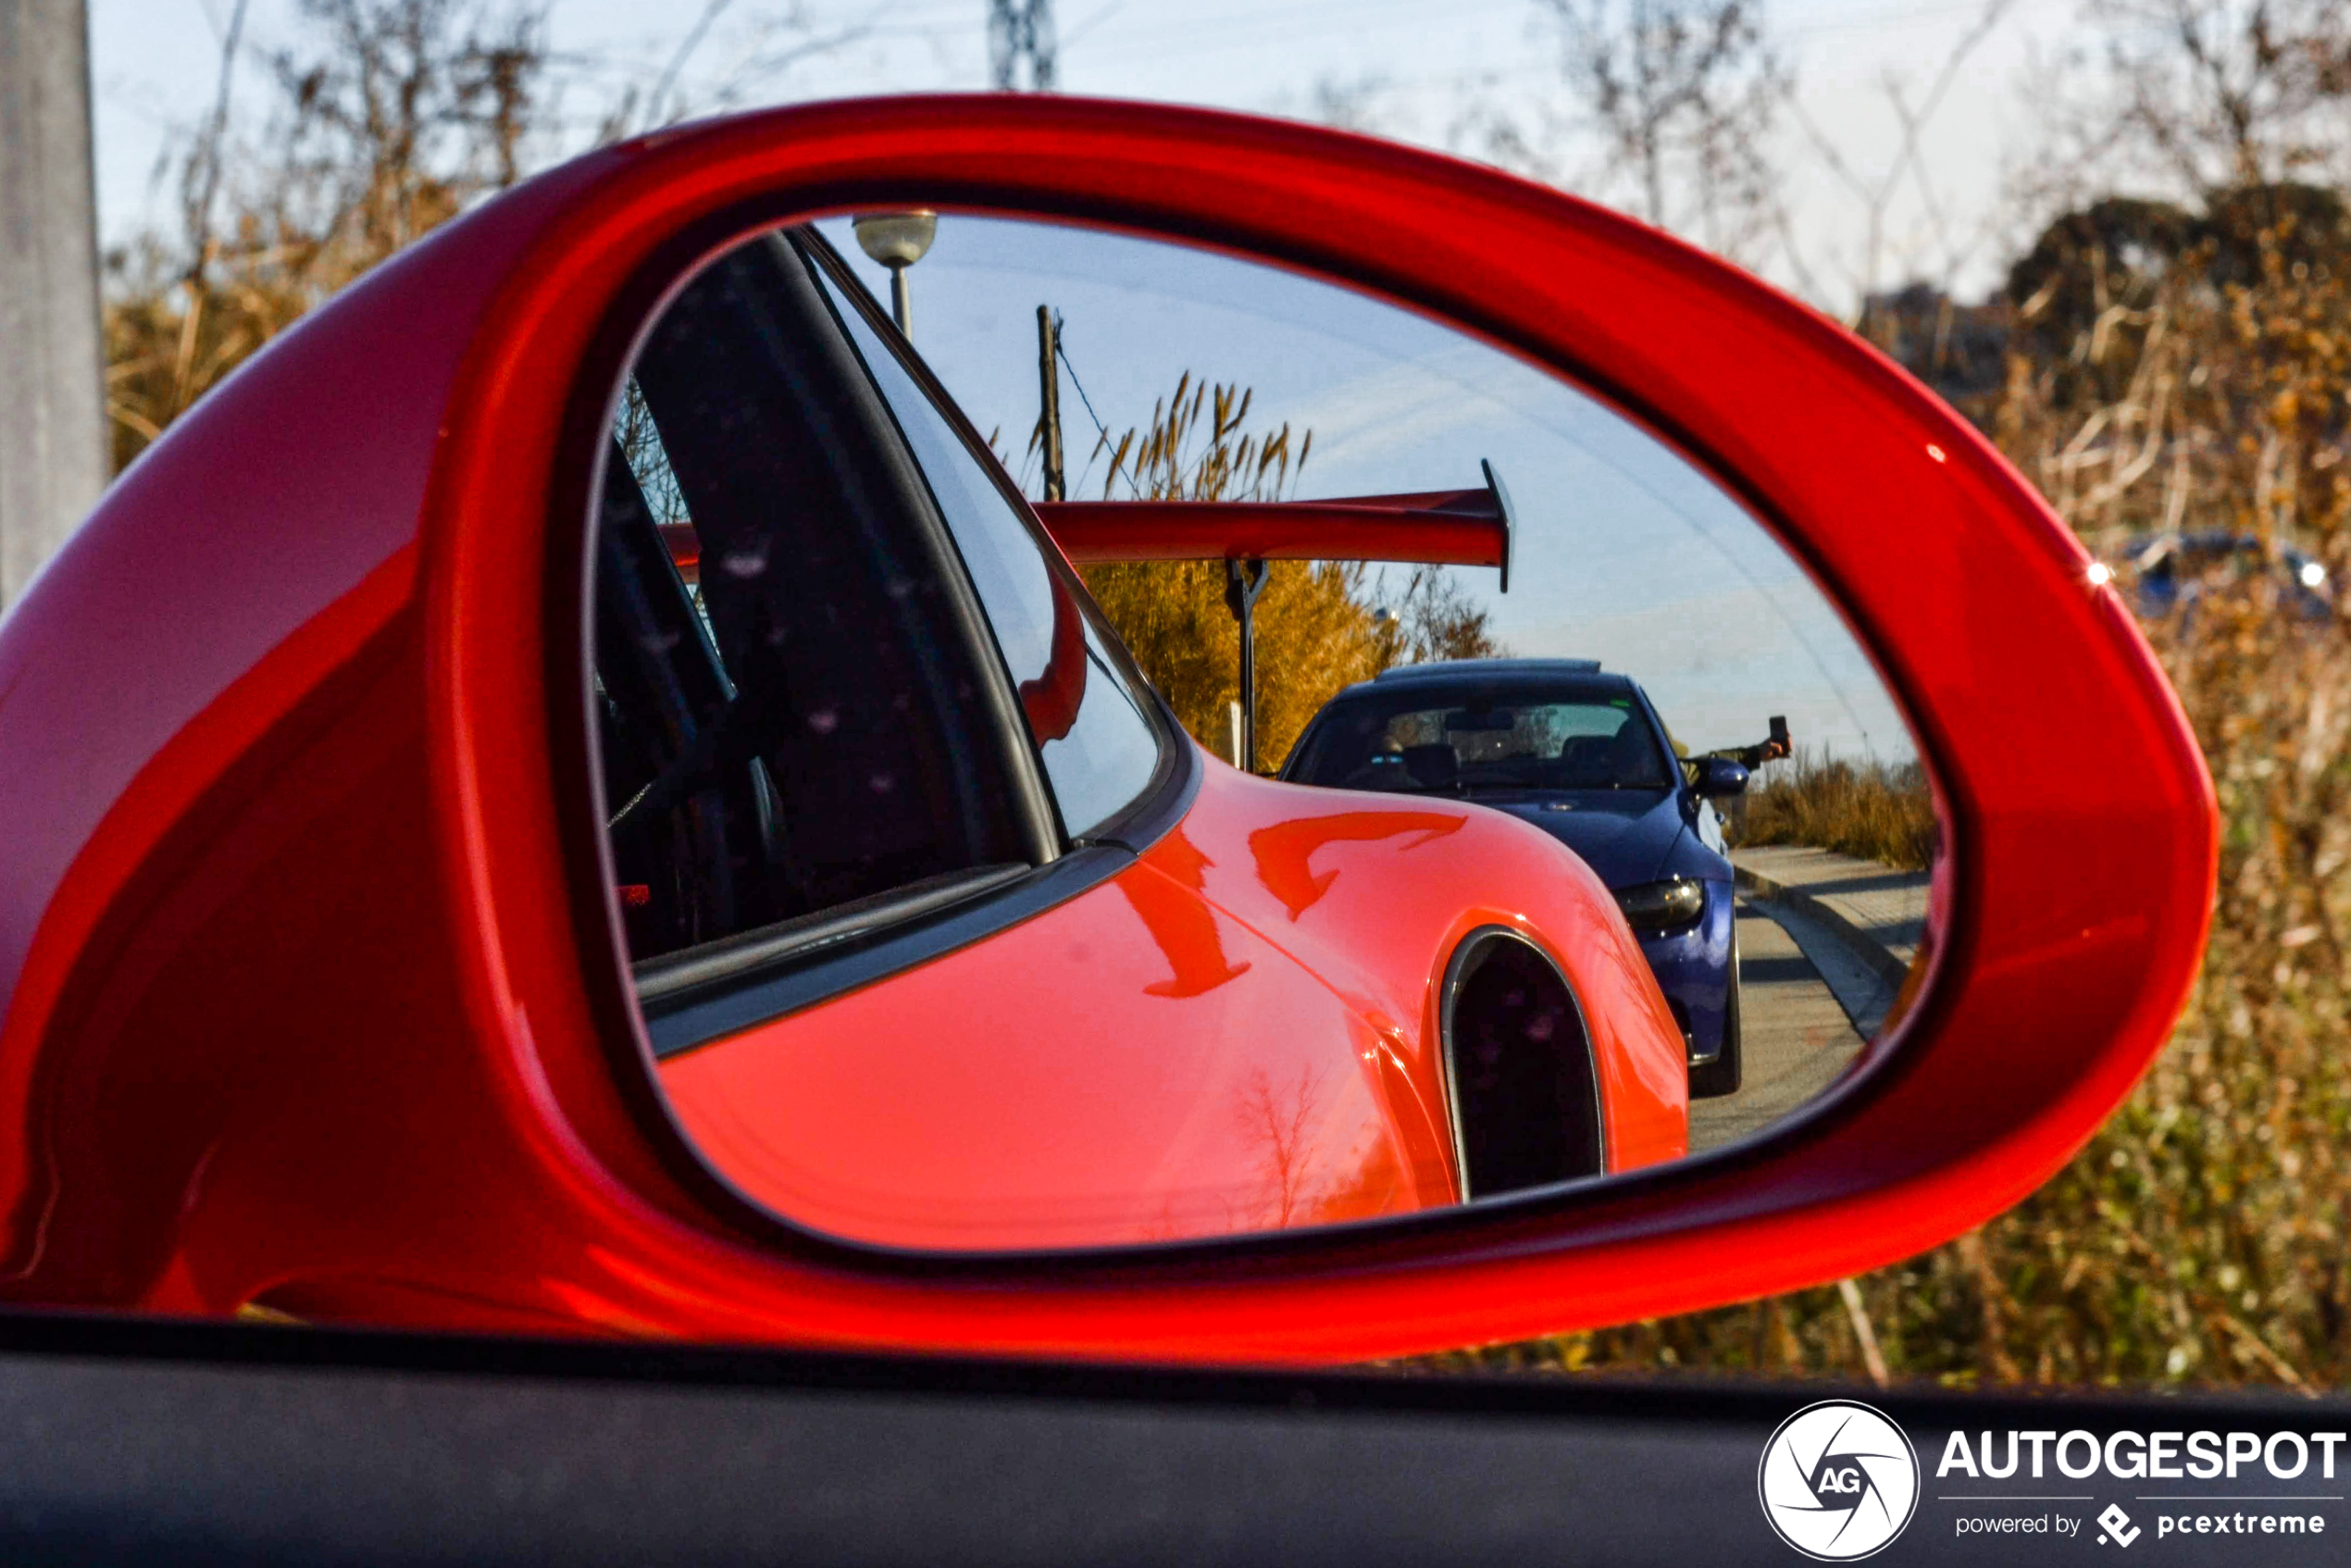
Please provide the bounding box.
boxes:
[0,94,2217,1364]
[1692,756,1748,798]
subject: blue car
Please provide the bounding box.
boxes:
[1281,658,1749,1098]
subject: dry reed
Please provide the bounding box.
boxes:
[1733,753,1937,872]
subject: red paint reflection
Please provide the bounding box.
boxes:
[1018,571,1088,742]
[1247,812,1466,920]
[1117,863,1251,998]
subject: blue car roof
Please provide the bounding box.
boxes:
[1371,658,1604,683]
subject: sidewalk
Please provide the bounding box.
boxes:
[1730,845,1932,1039]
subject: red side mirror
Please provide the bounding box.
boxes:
[0,97,2212,1360]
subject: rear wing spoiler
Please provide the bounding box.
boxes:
[660,463,1515,587]
[1033,460,1515,591]
[1034,462,1514,776]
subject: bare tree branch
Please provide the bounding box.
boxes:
[646,0,735,129]
[184,0,253,286]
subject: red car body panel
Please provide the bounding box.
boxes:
[660,765,1685,1252]
[0,96,2213,1363]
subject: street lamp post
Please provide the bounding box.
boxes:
[851,211,938,338]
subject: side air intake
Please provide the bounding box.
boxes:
[1437,928,1605,1200]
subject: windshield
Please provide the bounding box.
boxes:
[1287,687,1676,794]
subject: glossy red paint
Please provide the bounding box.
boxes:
[657,760,1684,1251]
[656,521,700,582]
[1033,490,1508,567]
[0,97,2213,1361]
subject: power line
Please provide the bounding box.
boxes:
[1052,335,1139,500]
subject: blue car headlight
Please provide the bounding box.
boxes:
[1615,877,1705,934]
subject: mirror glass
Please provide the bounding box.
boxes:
[586,209,1937,1252]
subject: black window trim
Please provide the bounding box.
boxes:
[793,225,1190,849]
[640,847,1124,1057]
[632,862,1033,1008]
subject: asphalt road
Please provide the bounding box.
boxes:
[1687,898,1866,1154]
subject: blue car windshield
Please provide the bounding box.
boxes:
[1289,689,1677,794]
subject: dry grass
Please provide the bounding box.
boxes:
[106,1,543,474]
[1732,752,1936,872]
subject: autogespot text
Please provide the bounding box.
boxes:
[1937,1428,2346,1481]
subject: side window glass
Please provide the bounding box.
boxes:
[806,247,1167,840]
[593,234,1033,968]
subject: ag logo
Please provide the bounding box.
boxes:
[1757,1400,1921,1561]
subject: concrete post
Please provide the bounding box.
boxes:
[0,0,107,606]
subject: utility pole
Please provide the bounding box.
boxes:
[989,0,1055,91]
[1035,305,1064,502]
[0,0,107,606]
[1224,558,1268,773]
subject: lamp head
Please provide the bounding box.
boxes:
[852,210,938,268]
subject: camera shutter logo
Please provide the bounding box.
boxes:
[1757,1400,1921,1560]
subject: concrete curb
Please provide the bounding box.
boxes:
[1732,863,1912,993]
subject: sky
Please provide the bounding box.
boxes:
[79,0,2074,764]
[811,216,1913,759]
[88,0,2077,307]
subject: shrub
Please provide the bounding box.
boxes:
[1732,752,1936,872]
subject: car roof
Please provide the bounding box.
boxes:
[1372,658,1603,683]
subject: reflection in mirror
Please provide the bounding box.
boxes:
[586,210,1937,1254]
